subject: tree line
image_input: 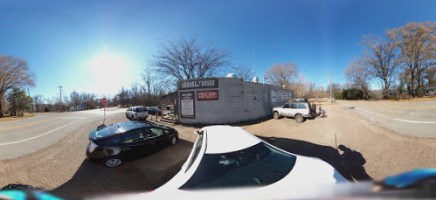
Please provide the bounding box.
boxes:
[345,22,435,99]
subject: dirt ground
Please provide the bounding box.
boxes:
[0,103,435,199]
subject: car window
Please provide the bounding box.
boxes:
[283,104,289,108]
[180,142,296,189]
[123,129,145,144]
[150,128,165,137]
[136,107,146,112]
[290,103,297,109]
[298,104,307,109]
[94,135,122,146]
[185,133,204,172]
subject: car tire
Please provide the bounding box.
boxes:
[295,114,304,123]
[170,136,177,145]
[273,112,280,119]
[104,157,123,168]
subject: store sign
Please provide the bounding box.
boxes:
[179,78,218,90]
[180,92,195,118]
[197,90,218,100]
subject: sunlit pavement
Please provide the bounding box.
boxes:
[337,100,436,138]
[0,108,125,160]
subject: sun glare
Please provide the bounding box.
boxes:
[86,53,131,95]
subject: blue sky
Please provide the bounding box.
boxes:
[0,0,435,99]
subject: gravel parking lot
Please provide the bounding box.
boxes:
[1,103,435,199]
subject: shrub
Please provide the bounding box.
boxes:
[342,89,364,100]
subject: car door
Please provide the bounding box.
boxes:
[289,103,298,117]
[282,103,291,116]
[149,127,169,145]
[119,129,146,159]
[297,103,308,115]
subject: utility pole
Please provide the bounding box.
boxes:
[328,74,333,102]
[59,86,63,112]
[252,48,256,77]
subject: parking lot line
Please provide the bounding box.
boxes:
[0,119,52,131]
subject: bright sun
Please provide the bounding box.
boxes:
[86,53,131,95]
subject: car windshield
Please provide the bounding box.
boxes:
[180,142,296,189]
[136,107,146,112]
[185,133,204,172]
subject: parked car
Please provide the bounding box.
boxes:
[272,99,316,123]
[144,126,346,197]
[159,104,171,110]
[86,121,179,167]
[126,106,149,120]
[146,106,162,115]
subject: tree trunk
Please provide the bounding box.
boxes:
[410,73,416,97]
[383,78,390,98]
[0,100,3,117]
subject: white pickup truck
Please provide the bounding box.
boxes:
[272,99,316,123]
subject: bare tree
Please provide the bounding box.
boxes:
[345,58,371,98]
[265,62,299,89]
[361,34,399,97]
[152,36,230,80]
[290,73,311,98]
[0,54,35,117]
[33,95,44,112]
[70,91,81,111]
[388,22,436,96]
[425,66,436,87]
[230,64,252,81]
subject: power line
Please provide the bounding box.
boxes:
[328,74,333,102]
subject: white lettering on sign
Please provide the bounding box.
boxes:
[197,91,218,100]
[180,79,218,90]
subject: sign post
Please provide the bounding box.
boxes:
[102,97,107,124]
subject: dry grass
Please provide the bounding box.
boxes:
[0,113,37,122]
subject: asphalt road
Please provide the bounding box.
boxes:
[0,108,124,160]
[337,100,436,138]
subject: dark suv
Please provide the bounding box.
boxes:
[86,121,178,167]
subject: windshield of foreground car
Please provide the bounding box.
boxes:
[180,142,297,189]
[185,133,204,172]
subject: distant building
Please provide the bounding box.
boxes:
[424,86,436,95]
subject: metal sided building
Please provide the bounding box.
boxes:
[177,77,293,124]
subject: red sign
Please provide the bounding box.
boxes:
[197,91,218,100]
[102,97,108,104]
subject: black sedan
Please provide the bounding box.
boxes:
[86,121,178,167]
[146,106,162,115]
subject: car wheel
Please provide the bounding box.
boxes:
[295,114,304,123]
[170,136,177,145]
[104,157,123,168]
[273,112,280,119]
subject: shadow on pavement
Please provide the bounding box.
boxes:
[259,136,371,182]
[51,139,193,199]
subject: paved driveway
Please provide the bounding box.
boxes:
[337,100,436,138]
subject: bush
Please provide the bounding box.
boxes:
[334,92,342,99]
[342,89,364,100]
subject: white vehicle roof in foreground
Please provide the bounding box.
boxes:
[202,125,260,154]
